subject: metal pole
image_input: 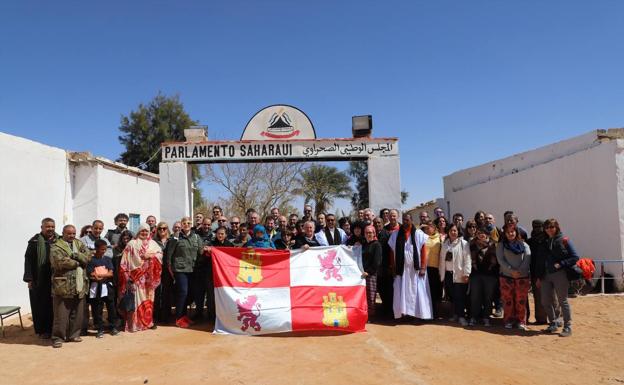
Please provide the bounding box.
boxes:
[601,262,605,294]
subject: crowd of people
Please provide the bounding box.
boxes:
[23,204,580,348]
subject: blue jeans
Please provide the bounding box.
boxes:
[174,272,192,319]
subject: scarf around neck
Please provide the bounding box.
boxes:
[503,238,525,254]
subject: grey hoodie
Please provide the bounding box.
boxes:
[496,241,531,278]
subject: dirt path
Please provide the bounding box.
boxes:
[1,295,623,385]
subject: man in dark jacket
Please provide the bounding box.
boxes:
[527,220,550,325]
[294,221,320,249]
[23,217,58,339]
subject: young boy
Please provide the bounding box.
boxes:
[87,239,119,338]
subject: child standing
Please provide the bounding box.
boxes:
[87,239,119,338]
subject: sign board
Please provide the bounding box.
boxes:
[242,105,316,140]
[162,138,398,162]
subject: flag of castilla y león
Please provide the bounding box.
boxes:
[212,245,367,335]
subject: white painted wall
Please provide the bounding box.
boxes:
[368,155,402,214]
[159,162,193,227]
[0,133,71,313]
[444,132,623,281]
[95,163,160,230]
[0,131,160,312]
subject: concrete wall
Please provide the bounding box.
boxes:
[95,163,160,230]
[0,133,71,314]
[444,132,623,280]
[0,132,160,313]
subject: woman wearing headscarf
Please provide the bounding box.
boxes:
[118,224,163,332]
[361,225,382,318]
[245,225,276,249]
[539,219,579,337]
[496,224,531,330]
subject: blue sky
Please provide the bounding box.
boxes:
[1,1,623,211]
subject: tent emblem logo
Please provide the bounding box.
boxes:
[260,110,300,139]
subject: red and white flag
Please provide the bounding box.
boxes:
[212,245,367,335]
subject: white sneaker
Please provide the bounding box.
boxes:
[459,317,468,326]
[517,323,528,331]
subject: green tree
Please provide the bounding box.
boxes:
[348,161,368,211]
[117,93,204,206]
[294,165,353,216]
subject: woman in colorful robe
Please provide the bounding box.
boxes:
[118,223,163,332]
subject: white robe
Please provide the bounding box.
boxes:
[388,229,432,319]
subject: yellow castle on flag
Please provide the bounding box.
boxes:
[236,248,263,284]
[322,292,349,328]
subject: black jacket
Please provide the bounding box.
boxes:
[362,241,382,275]
[527,233,548,279]
[294,235,320,249]
[545,234,579,275]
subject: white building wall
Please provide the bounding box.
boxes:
[444,132,623,280]
[96,163,160,229]
[0,132,160,313]
[0,133,72,313]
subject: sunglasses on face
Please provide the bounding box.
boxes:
[218,220,226,222]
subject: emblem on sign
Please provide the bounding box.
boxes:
[261,111,300,139]
[237,248,263,284]
[236,294,262,332]
[241,105,316,141]
[318,249,343,281]
[322,292,349,328]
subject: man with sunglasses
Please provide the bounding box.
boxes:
[227,216,242,241]
[314,213,347,246]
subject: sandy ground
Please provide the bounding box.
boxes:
[1,295,623,385]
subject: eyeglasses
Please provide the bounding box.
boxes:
[230,222,239,225]
[218,220,227,222]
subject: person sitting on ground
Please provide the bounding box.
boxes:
[87,239,119,338]
[245,225,276,249]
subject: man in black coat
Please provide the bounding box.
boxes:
[23,218,58,339]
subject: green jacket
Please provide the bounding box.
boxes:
[165,232,205,273]
[50,238,91,298]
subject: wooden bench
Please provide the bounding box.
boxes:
[0,306,24,337]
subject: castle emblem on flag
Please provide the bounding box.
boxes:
[236,295,262,332]
[318,249,343,281]
[322,292,349,328]
[237,248,263,284]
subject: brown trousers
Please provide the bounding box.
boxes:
[52,296,85,342]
